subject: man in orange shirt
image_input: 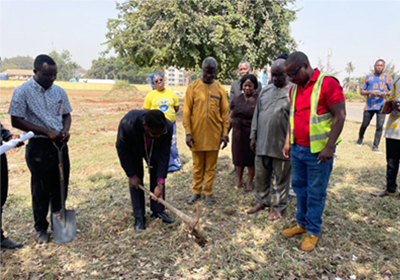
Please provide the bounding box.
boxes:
[183,57,229,205]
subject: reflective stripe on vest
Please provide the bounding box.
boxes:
[290,72,341,153]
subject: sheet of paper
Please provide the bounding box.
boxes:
[0,131,34,155]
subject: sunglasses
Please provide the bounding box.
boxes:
[286,65,302,78]
[148,129,168,138]
[154,78,163,84]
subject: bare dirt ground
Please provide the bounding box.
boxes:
[0,90,399,279]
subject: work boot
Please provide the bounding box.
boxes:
[151,212,176,224]
[187,194,201,205]
[205,195,214,206]
[134,216,146,232]
[300,233,319,252]
[281,224,306,237]
[1,237,23,249]
[35,231,49,244]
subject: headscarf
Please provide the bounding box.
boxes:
[149,72,163,90]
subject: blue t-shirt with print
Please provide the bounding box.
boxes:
[362,73,393,110]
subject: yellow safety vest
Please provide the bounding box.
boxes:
[290,72,341,153]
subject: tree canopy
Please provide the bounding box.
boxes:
[49,50,84,81]
[345,62,355,78]
[1,52,84,81]
[105,0,297,79]
[0,55,34,71]
[86,56,162,84]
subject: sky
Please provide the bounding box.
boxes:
[1,0,399,83]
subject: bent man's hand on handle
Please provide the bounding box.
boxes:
[129,176,141,190]
[153,184,164,201]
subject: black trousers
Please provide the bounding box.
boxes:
[129,161,165,219]
[1,154,9,240]
[358,110,385,148]
[26,138,70,232]
[386,138,400,193]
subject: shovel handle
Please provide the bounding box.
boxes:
[137,184,201,229]
[52,142,67,226]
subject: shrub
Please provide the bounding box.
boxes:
[344,92,365,102]
[102,80,140,100]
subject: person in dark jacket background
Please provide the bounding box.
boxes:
[1,123,23,249]
[116,110,175,232]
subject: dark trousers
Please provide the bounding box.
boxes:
[386,138,400,193]
[129,161,165,219]
[358,110,385,148]
[254,155,291,212]
[1,154,9,241]
[26,138,70,232]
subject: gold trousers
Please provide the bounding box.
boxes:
[192,151,219,195]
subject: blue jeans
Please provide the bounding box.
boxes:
[291,144,334,236]
[168,122,182,172]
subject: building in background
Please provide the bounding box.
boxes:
[164,67,186,86]
[1,69,33,80]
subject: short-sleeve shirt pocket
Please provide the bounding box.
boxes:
[210,94,221,111]
[47,98,63,118]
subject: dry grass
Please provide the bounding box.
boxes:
[1,92,399,280]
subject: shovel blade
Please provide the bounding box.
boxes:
[52,210,76,244]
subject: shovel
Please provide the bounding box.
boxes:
[52,142,76,244]
[137,184,207,246]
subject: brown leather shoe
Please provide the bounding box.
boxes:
[300,233,319,252]
[371,190,397,197]
[281,224,306,237]
[247,202,265,214]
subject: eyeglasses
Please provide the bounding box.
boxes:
[286,65,302,78]
[148,129,168,138]
[154,78,163,84]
